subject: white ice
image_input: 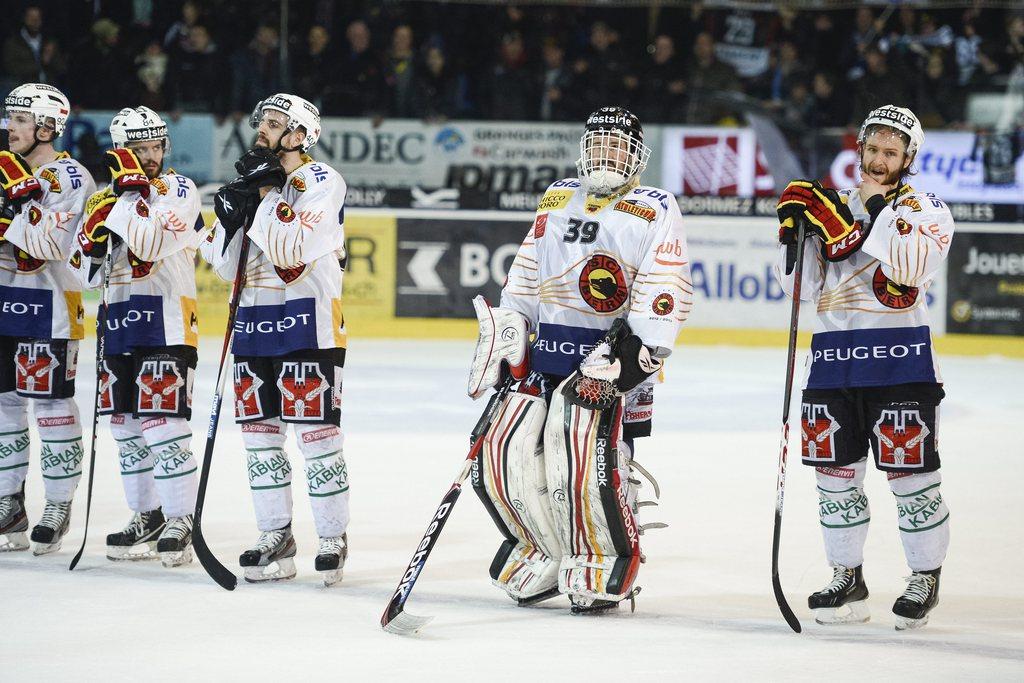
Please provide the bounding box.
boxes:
[3,339,1023,680]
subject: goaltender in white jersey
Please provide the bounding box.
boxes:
[468,106,692,613]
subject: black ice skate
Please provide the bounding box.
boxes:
[314,533,347,587]
[893,568,941,631]
[30,500,71,555]
[239,524,297,583]
[569,587,641,615]
[157,514,194,568]
[0,489,29,552]
[106,509,166,561]
[808,565,870,624]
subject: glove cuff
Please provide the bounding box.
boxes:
[864,194,887,229]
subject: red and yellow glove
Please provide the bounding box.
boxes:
[803,183,865,261]
[0,199,15,244]
[776,180,815,244]
[77,188,117,257]
[0,151,43,207]
[105,148,150,197]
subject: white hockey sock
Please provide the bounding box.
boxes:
[36,398,83,503]
[889,470,949,571]
[142,417,198,518]
[110,414,160,513]
[816,460,870,569]
[295,424,349,538]
[243,420,293,532]
[0,392,30,497]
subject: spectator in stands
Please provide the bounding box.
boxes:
[538,36,573,122]
[684,32,741,124]
[2,5,65,89]
[916,51,964,128]
[954,20,985,87]
[415,44,459,121]
[384,24,417,118]
[483,31,534,121]
[229,25,282,121]
[69,18,132,109]
[166,25,227,117]
[335,19,383,117]
[842,7,879,80]
[805,13,842,73]
[573,21,633,115]
[636,34,686,124]
[807,71,847,128]
[997,14,1024,75]
[750,40,808,108]
[134,40,168,112]
[163,1,201,54]
[849,45,912,124]
[294,25,338,114]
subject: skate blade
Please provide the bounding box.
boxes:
[320,568,343,587]
[570,600,620,615]
[160,546,194,568]
[515,586,561,607]
[32,538,62,556]
[106,541,159,561]
[1,531,30,552]
[895,614,929,631]
[814,600,870,625]
[243,557,297,583]
[382,611,433,636]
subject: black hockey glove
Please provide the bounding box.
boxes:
[214,177,259,251]
[580,320,664,393]
[234,147,287,191]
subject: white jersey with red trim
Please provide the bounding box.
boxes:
[501,178,693,378]
[0,152,95,340]
[200,158,347,357]
[71,171,203,354]
[773,185,955,390]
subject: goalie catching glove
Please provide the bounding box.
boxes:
[468,295,530,399]
[580,318,665,393]
[0,151,43,208]
[776,179,866,261]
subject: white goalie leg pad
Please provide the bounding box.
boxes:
[35,398,83,503]
[889,470,949,571]
[477,391,562,601]
[0,392,30,497]
[816,460,870,569]
[467,296,529,399]
[242,419,293,532]
[141,417,197,518]
[295,424,349,538]
[110,414,160,512]
[544,377,641,603]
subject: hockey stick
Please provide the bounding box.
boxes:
[192,234,252,591]
[771,219,806,633]
[381,377,515,635]
[69,252,113,571]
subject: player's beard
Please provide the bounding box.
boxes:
[860,153,906,187]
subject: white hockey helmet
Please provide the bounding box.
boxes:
[857,105,924,159]
[2,83,71,137]
[249,93,321,152]
[110,106,170,152]
[576,106,651,196]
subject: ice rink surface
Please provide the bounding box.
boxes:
[3,339,1023,681]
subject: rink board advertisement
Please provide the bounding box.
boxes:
[945,232,1024,336]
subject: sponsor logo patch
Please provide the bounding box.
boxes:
[533,212,547,238]
[40,168,61,193]
[614,199,657,222]
[290,176,307,192]
[899,197,921,212]
[150,178,168,195]
[536,190,573,212]
[579,254,628,313]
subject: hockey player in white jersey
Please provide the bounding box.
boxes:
[774,105,953,630]
[468,107,692,613]
[71,107,203,567]
[200,94,349,585]
[0,84,95,555]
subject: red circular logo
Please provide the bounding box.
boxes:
[276,202,295,223]
[135,199,149,217]
[28,206,41,225]
[652,293,674,316]
[578,254,628,313]
[872,265,919,309]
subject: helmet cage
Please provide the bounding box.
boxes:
[576,128,650,196]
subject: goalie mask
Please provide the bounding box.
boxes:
[857,105,924,161]
[250,93,321,153]
[576,107,650,196]
[110,106,170,152]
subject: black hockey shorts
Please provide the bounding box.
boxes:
[800,382,945,474]
[0,335,78,399]
[233,347,345,426]
[99,345,198,419]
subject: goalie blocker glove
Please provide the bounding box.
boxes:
[777,179,867,261]
[467,295,529,399]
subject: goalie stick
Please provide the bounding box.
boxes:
[192,234,252,591]
[772,219,806,634]
[381,376,515,635]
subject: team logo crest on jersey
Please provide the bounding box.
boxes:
[899,197,922,212]
[534,213,548,238]
[128,249,154,278]
[40,168,61,193]
[614,199,657,222]
[234,362,264,420]
[276,202,296,223]
[14,248,44,272]
[275,264,307,284]
[801,403,840,462]
[136,360,185,413]
[895,218,913,235]
[872,265,919,309]
[27,206,42,225]
[873,409,929,468]
[290,176,307,193]
[652,293,674,316]
[97,359,116,411]
[70,250,82,269]
[277,362,329,421]
[15,342,58,395]
[579,254,628,313]
[135,199,149,218]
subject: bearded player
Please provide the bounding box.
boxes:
[468,107,693,613]
[775,105,953,630]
